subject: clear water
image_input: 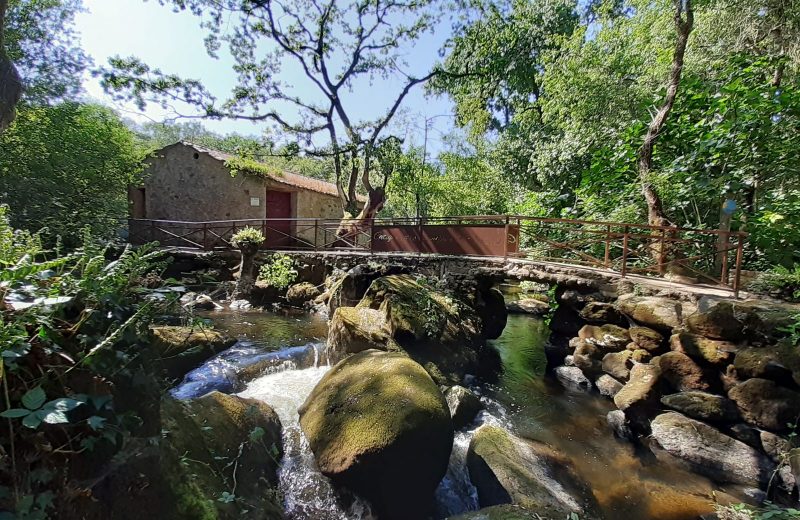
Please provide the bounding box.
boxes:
[173,309,748,520]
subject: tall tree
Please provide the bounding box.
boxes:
[637,0,694,227]
[102,0,448,226]
[0,0,22,131]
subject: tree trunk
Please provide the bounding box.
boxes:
[637,0,694,228]
[231,243,260,301]
[0,0,23,133]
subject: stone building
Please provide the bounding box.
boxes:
[129,141,358,248]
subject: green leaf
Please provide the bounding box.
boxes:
[21,387,46,410]
[87,416,107,431]
[22,412,43,429]
[0,408,31,418]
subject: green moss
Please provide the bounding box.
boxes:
[150,326,235,378]
[225,157,285,179]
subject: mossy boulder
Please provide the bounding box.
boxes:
[734,342,800,385]
[150,326,235,379]
[685,300,796,343]
[669,333,737,365]
[728,378,800,432]
[595,374,624,398]
[445,385,484,430]
[285,282,321,307]
[616,294,696,331]
[602,350,633,381]
[298,350,453,519]
[657,351,710,392]
[613,362,662,432]
[466,425,599,517]
[328,274,498,385]
[650,412,775,486]
[579,301,625,325]
[161,392,283,520]
[660,391,739,423]
[328,264,410,314]
[629,326,664,352]
[327,306,392,362]
[578,324,630,351]
[447,504,539,520]
[506,298,550,315]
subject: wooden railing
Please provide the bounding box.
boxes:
[128,216,746,295]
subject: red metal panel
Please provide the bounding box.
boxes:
[372,224,519,256]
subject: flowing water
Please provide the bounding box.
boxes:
[173,308,749,520]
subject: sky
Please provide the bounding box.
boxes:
[73,0,460,155]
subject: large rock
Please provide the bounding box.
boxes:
[506,298,550,316]
[328,264,410,314]
[602,350,633,381]
[734,343,800,386]
[616,294,695,331]
[650,412,775,486]
[728,378,800,432]
[670,333,737,365]
[613,363,662,432]
[554,366,592,391]
[657,351,710,391]
[476,287,508,339]
[660,391,739,423]
[685,300,796,343]
[327,275,498,385]
[579,301,625,325]
[466,425,598,517]
[445,385,484,430]
[327,306,392,361]
[285,281,321,306]
[150,326,235,379]
[570,339,603,378]
[595,374,624,398]
[629,326,664,352]
[578,324,630,350]
[298,350,453,519]
[161,392,283,519]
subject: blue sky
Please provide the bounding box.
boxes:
[74,0,459,154]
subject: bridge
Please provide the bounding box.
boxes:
[129,215,747,297]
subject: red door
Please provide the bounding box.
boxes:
[265,190,293,248]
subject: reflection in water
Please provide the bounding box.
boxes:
[175,308,744,520]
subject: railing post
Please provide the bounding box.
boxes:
[370,219,375,255]
[621,225,629,278]
[733,233,744,298]
[657,229,666,275]
[720,231,730,285]
[604,225,611,267]
[504,215,510,260]
[314,219,319,251]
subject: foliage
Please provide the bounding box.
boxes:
[749,265,800,302]
[717,503,800,520]
[230,226,264,250]
[257,254,297,290]
[0,211,177,518]
[0,102,146,247]
[4,0,89,103]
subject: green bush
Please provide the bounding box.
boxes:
[717,503,800,520]
[749,265,800,302]
[0,211,177,517]
[230,226,265,249]
[257,254,297,290]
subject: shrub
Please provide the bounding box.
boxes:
[231,227,265,249]
[257,254,297,290]
[749,264,800,302]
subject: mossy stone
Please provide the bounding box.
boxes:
[161,391,283,520]
[298,350,453,519]
[660,391,739,423]
[466,425,599,517]
[670,332,737,365]
[150,326,235,379]
[447,504,540,519]
[629,326,664,352]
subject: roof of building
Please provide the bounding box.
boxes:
[169,141,362,201]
